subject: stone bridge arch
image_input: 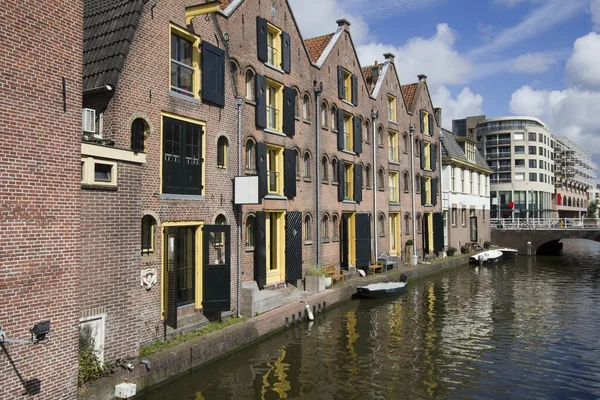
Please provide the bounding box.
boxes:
[491,229,600,255]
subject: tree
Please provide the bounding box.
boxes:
[588,199,598,218]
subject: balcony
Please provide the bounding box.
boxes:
[485,139,512,146]
[486,152,511,160]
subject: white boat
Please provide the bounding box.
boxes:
[469,249,503,265]
[355,281,407,298]
[495,247,518,259]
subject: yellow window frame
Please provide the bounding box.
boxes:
[425,177,432,204]
[388,95,397,122]
[389,213,400,256]
[169,24,201,99]
[343,68,352,102]
[266,79,283,132]
[266,144,284,196]
[423,110,429,135]
[266,211,286,284]
[388,130,398,162]
[424,141,431,169]
[389,171,398,202]
[344,162,354,200]
[266,23,282,68]
[344,112,353,151]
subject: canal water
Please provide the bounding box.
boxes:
[139,239,600,399]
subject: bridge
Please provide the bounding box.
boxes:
[490,218,600,255]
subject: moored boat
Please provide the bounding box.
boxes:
[495,247,518,259]
[355,281,407,298]
[469,249,503,265]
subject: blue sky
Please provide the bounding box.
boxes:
[289,0,600,183]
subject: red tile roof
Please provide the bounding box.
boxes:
[401,83,418,110]
[362,63,382,94]
[304,33,334,63]
[219,0,233,9]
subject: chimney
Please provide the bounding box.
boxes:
[383,52,395,63]
[435,107,442,128]
[417,74,427,83]
[371,63,380,85]
[336,18,351,32]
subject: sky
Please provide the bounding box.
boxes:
[288,0,600,183]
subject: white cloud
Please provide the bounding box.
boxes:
[565,32,600,90]
[592,0,600,31]
[343,0,442,17]
[432,87,484,130]
[510,52,558,73]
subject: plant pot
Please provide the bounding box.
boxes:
[324,276,332,288]
[305,275,325,293]
[405,245,413,263]
[447,250,455,257]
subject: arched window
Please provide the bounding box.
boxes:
[304,152,311,179]
[216,214,227,225]
[295,149,301,179]
[230,60,238,75]
[303,94,310,120]
[321,156,329,182]
[403,172,409,193]
[378,168,384,190]
[416,214,422,233]
[365,120,371,143]
[320,101,328,127]
[246,214,255,247]
[131,118,148,152]
[332,214,339,239]
[403,133,408,152]
[295,89,300,118]
[415,138,420,156]
[322,214,329,239]
[214,214,227,262]
[415,175,421,193]
[331,106,338,131]
[365,165,371,188]
[245,138,255,172]
[378,214,385,236]
[377,126,384,146]
[404,213,410,234]
[141,215,156,255]
[245,69,255,100]
[332,158,338,183]
[217,136,228,168]
[304,214,312,241]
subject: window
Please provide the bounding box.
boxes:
[266,79,283,131]
[332,159,338,183]
[515,172,525,181]
[267,145,284,195]
[515,146,524,154]
[465,142,475,162]
[141,215,156,255]
[424,141,431,169]
[529,159,537,168]
[451,208,457,226]
[321,102,328,127]
[538,147,543,156]
[423,111,429,135]
[245,69,255,100]
[514,132,524,141]
[538,133,543,142]
[217,136,228,168]
[403,133,408,153]
[415,175,420,194]
[460,169,464,192]
[403,172,409,193]
[344,162,354,200]
[388,95,397,122]
[131,118,148,152]
[377,126,384,146]
[529,132,536,141]
[304,214,312,242]
[343,113,353,151]
[378,169,384,191]
[295,149,300,179]
[331,106,337,131]
[415,138,420,156]
[529,146,536,155]
[246,215,255,247]
[164,226,197,307]
[450,167,455,191]
[294,90,300,118]
[81,158,117,187]
[322,156,329,182]
[267,23,282,67]
[365,165,371,188]
[162,114,203,196]
[341,68,353,103]
[388,130,398,162]
[378,214,385,236]
[245,139,255,172]
[365,120,371,143]
[417,214,422,233]
[529,173,537,182]
[389,213,400,255]
[424,177,431,204]
[389,171,398,202]
[322,215,329,240]
[404,213,410,234]
[303,152,310,179]
[302,94,310,120]
[170,27,199,98]
[515,159,525,167]
[332,215,339,239]
[461,209,466,226]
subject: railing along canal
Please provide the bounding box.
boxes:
[491,218,600,230]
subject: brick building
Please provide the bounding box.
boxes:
[0,0,82,398]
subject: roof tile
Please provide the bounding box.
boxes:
[401,83,418,110]
[304,33,334,63]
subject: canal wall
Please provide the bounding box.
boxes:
[78,255,470,399]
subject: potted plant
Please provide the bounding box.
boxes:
[447,247,456,257]
[304,266,328,293]
[483,241,491,249]
[460,245,469,254]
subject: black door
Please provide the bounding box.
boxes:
[433,212,444,253]
[340,215,349,270]
[422,214,430,255]
[202,225,231,313]
[285,212,302,281]
[470,216,478,242]
[355,213,371,269]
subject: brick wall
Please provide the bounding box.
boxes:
[0,0,82,398]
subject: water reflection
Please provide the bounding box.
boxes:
[140,239,600,400]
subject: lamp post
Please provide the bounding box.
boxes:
[409,124,418,266]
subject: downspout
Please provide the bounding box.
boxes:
[371,110,379,259]
[236,97,243,317]
[314,81,323,267]
[410,124,418,265]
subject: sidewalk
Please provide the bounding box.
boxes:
[79,254,470,400]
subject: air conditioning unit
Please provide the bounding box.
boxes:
[82,108,96,133]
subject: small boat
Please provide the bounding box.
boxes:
[355,281,407,298]
[496,247,518,259]
[469,249,503,265]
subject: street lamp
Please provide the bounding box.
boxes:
[409,124,418,266]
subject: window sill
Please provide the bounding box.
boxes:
[333,182,339,186]
[245,99,256,106]
[366,186,372,190]
[378,188,384,192]
[342,200,356,204]
[169,91,200,104]
[245,246,255,253]
[321,180,329,184]
[264,128,286,137]
[265,62,285,74]
[304,240,313,246]
[160,194,205,200]
[342,99,354,107]
[388,120,398,126]
[403,150,408,154]
[303,119,312,125]
[389,202,401,206]
[295,116,300,120]
[321,238,330,244]
[332,237,339,242]
[389,161,400,166]
[332,129,338,134]
[264,194,287,200]
[303,177,311,182]
[245,169,256,175]
[296,176,301,181]
[81,183,118,191]
[342,149,356,156]
[378,144,384,148]
[321,125,329,130]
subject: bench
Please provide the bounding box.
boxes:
[368,264,383,274]
[377,254,397,270]
[322,264,344,285]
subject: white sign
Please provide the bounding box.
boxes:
[235,176,259,204]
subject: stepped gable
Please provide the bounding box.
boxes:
[83,0,144,91]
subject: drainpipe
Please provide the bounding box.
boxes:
[409,124,418,265]
[372,110,379,260]
[314,81,323,267]
[235,96,243,318]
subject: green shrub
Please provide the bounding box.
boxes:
[447,247,457,256]
[405,239,414,246]
[484,241,491,249]
[305,266,328,277]
[460,245,469,254]
[78,326,114,388]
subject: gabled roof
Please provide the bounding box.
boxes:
[362,63,383,95]
[304,33,334,63]
[83,0,144,92]
[401,83,418,110]
[441,129,491,171]
[219,0,234,9]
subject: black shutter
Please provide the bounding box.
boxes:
[420,140,426,170]
[162,117,182,194]
[284,148,296,199]
[165,227,177,329]
[337,66,345,100]
[354,163,362,203]
[337,109,344,150]
[285,212,302,280]
[256,142,267,202]
[431,143,437,172]
[355,213,371,269]
[338,159,345,202]
[201,41,225,107]
[283,86,295,137]
[202,225,231,312]
[282,31,291,73]
[433,213,444,253]
[429,113,434,136]
[420,110,424,133]
[256,16,267,62]
[431,178,438,206]
[183,123,202,195]
[255,74,267,128]
[421,176,426,205]
[353,116,362,155]
[351,74,358,106]
[255,211,267,289]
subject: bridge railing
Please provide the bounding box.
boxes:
[491,217,600,230]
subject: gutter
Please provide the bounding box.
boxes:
[83,84,113,95]
[314,81,323,267]
[236,97,243,317]
[371,110,379,259]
